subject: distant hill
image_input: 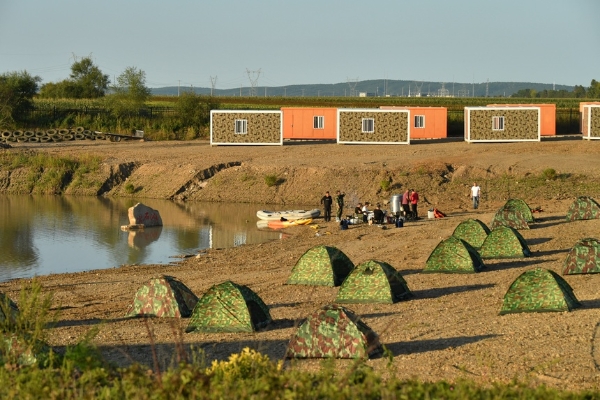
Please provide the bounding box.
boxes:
[151,79,574,98]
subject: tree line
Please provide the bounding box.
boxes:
[0,57,217,139]
[1,56,599,138]
[512,80,600,99]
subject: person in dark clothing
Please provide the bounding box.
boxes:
[321,191,333,222]
[354,202,363,215]
[372,205,385,224]
[335,190,345,222]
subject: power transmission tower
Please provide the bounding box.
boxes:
[485,78,489,97]
[246,68,261,97]
[413,82,423,97]
[346,77,359,97]
[210,76,217,96]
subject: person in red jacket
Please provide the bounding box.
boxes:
[409,189,419,220]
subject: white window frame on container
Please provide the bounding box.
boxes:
[414,115,425,128]
[234,119,248,134]
[362,118,375,133]
[492,116,505,131]
[313,115,324,129]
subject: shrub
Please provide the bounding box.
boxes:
[124,183,135,194]
[542,168,557,180]
[264,174,278,187]
[380,180,391,192]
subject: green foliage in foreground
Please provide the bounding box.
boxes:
[0,349,596,399]
[1,281,598,399]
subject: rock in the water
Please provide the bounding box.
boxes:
[128,203,163,227]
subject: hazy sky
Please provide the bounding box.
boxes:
[1,1,598,89]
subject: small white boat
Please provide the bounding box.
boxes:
[256,209,321,221]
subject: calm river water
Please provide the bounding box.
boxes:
[0,195,296,282]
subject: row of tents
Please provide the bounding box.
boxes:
[123,275,382,359]
[489,196,600,231]
[2,196,599,362]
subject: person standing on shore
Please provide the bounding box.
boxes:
[410,189,419,220]
[335,190,345,222]
[321,191,333,222]
[471,182,481,209]
[402,188,411,219]
[361,202,370,223]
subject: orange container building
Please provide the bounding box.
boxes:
[487,104,556,136]
[379,106,447,139]
[281,107,338,140]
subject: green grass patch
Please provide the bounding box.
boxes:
[0,151,103,194]
[380,179,391,192]
[124,183,135,194]
[264,174,279,187]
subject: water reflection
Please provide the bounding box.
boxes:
[0,196,288,282]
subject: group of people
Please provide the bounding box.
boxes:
[353,202,385,224]
[320,190,345,222]
[318,182,481,226]
[401,188,419,220]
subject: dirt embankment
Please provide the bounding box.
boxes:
[2,138,600,391]
[2,138,600,211]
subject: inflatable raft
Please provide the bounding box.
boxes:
[256,209,320,221]
[257,218,313,229]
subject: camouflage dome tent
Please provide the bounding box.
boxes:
[335,260,411,304]
[500,268,581,314]
[452,219,490,249]
[563,238,600,275]
[186,281,271,333]
[286,304,381,359]
[490,208,529,230]
[565,196,600,221]
[286,245,354,286]
[423,236,485,273]
[125,275,198,318]
[502,198,534,222]
[479,226,531,259]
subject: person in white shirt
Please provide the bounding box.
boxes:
[361,202,370,223]
[471,183,481,209]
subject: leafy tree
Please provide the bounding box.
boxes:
[573,85,586,98]
[112,66,150,103]
[0,70,41,126]
[68,57,109,98]
[587,79,600,99]
[39,57,109,99]
[175,92,220,138]
[105,67,151,117]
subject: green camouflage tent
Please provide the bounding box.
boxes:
[287,245,354,286]
[500,268,581,314]
[186,281,271,333]
[423,236,485,273]
[286,304,381,359]
[563,238,600,275]
[452,219,490,249]
[125,275,198,318]
[503,198,534,222]
[490,208,529,230]
[0,292,19,325]
[335,260,411,304]
[479,226,531,259]
[565,196,600,222]
[1,334,52,367]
